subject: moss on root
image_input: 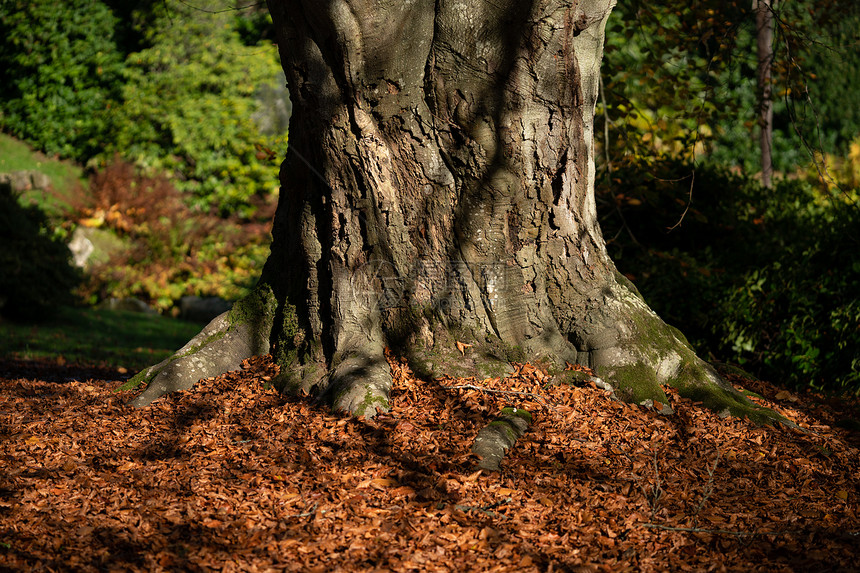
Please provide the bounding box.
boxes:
[120,285,279,398]
[228,284,277,332]
[671,361,792,426]
[584,288,793,426]
[500,407,532,424]
[116,376,147,392]
[471,407,531,471]
[610,361,670,407]
[352,388,390,419]
[116,326,231,392]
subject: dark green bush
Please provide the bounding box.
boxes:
[0,0,124,160]
[1,0,287,219]
[0,183,81,320]
[599,158,860,394]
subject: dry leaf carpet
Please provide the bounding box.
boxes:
[1,355,859,572]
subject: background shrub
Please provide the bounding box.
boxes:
[598,158,860,394]
[74,159,272,311]
[0,183,81,320]
[0,0,124,160]
[1,0,287,219]
[100,2,286,217]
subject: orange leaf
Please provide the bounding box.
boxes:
[370,478,398,489]
[455,341,473,355]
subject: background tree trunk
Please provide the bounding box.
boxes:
[756,0,775,189]
[130,0,779,425]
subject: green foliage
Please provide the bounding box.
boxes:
[103,2,286,217]
[0,0,124,160]
[717,179,860,393]
[599,158,860,394]
[788,7,860,156]
[600,1,747,164]
[602,2,860,175]
[1,0,287,218]
[707,4,860,172]
[600,4,860,395]
[0,183,81,320]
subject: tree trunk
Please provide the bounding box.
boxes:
[128,0,778,424]
[756,0,775,189]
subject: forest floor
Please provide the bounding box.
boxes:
[1,354,859,572]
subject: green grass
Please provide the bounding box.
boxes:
[0,306,202,371]
[0,132,85,216]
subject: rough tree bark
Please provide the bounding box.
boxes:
[128,0,778,424]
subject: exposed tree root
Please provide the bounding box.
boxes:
[124,288,276,408]
[324,349,392,418]
[124,312,267,408]
[471,407,532,472]
[561,279,793,426]
[126,277,790,427]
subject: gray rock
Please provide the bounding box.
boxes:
[68,227,95,268]
[29,171,52,191]
[0,170,52,192]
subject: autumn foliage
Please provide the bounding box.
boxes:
[1,355,858,571]
[73,158,274,310]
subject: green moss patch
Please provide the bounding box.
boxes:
[610,361,669,406]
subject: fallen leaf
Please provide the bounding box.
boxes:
[370,478,398,489]
[455,341,473,355]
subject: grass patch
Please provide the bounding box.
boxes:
[0,133,85,215]
[0,306,201,370]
